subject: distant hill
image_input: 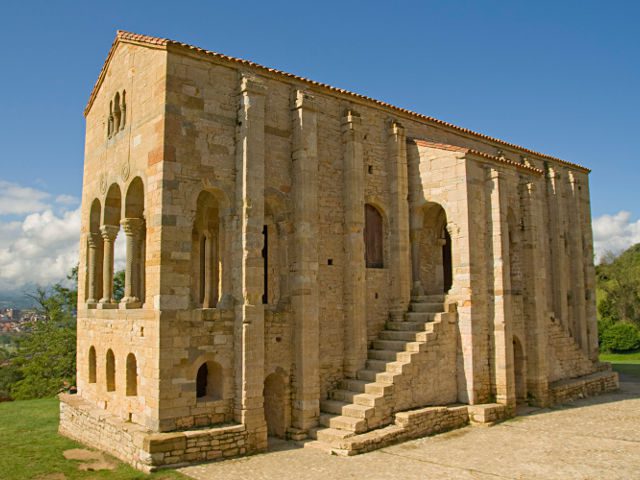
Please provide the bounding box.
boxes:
[0,288,38,310]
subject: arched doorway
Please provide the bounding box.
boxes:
[411,203,453,295]
[263,373,286,438]
[513,336,527,403]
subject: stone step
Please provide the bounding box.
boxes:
[339,379,367,393]
[411,295,445,303]
[343,403,374,419]
[330,389,357,403]
[320,399,349,415]
[365,359,388,371]
[405,312,438,322]
[352,392,384,407]
[386,321,424,331]
[356,369,379,382]
[364,382,394,396]
[410,303,442,314]
[378,330,417,341]
[320,413,367,433]
[372,339,407,351]
[312,427,354,444]
[368,349,398,361]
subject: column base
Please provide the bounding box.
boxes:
[120,298,141,309]
[97,301,118,310]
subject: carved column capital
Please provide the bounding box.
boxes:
[120,218,145,237]
[100,225,119,242]
[87,232,101,248]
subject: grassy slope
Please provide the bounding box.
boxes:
[0,397,186,480]
[600,351,640,378]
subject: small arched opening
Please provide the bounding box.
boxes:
[364,203,384,269]
[88,346,96,384]
[100,184,122,305]
[106,349,116,392]
[86,199,104,303]
[126,353,137,396]
[193,191,221,308]
[121,177,145,306]
[263,372,287,438]
[196,361,223,401]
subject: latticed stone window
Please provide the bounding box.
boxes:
[107,90,126,138]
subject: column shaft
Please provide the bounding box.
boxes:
[387,121,411,318]
[99,225,119,307]
[86,233,100,304]
[233,74,267,448]
[487,168,516,408]
[342,110,367,378]
[291,90,320,432]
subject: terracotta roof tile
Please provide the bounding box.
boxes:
[410,139,544,174]
[85,30,589,173]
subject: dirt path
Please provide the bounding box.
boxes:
[180,375,640,480]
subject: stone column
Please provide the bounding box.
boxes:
[86,232,101,305]
[387,121,411,319]
[217,212,235,310]
[202,231,213,308]
[342,110,367,378]
[291,90,320,433]
[545,166,568,329]
[120,218,144,308]
[521,180,549,405]
[99,225,119,308]
[487,168,515,409]
[233,74,267,449]
[568,172,589,353]
[579,180,599,361]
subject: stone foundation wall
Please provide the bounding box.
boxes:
[549,370,619,404]
[328,405,469,456]
[59,394,250,472]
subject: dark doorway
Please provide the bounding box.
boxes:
[262,225,268,304]
[443,229,452,293]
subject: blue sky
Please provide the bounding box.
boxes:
[0,0,638,290]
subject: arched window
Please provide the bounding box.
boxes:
[120,90,126,130]
[193,192,220,308]
[365,204,384,268]
[196,361,223,400]
[126,353,137,396]
[113,92,121,132]
[88,346,96,384]
[122,177,145,307]
[106,349,116,392]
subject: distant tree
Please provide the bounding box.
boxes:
[113,269,125,302]
[596,244,640,328]
[9,268,78,400]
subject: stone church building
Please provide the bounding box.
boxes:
[59,31,618,471]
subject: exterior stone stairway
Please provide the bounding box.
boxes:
[310,294,450,446]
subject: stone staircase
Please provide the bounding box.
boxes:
[310,294,452,446]
[547,318,597,382]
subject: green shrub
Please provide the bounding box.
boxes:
[600,322,640,353]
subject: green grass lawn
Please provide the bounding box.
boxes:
[600,350,640,378]
[0,397,187,480]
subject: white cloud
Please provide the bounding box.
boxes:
[592,211,640,263]
[55,194,80,206]
[0,208,81,291]
[0,180,51,215]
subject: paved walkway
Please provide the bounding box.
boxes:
[180,374,640,480]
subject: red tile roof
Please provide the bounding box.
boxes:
[85,30,589,173]
[410,139,545,174]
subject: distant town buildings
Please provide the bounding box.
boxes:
[0,308,45,333]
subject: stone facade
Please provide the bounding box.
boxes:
[60,31,618,471]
